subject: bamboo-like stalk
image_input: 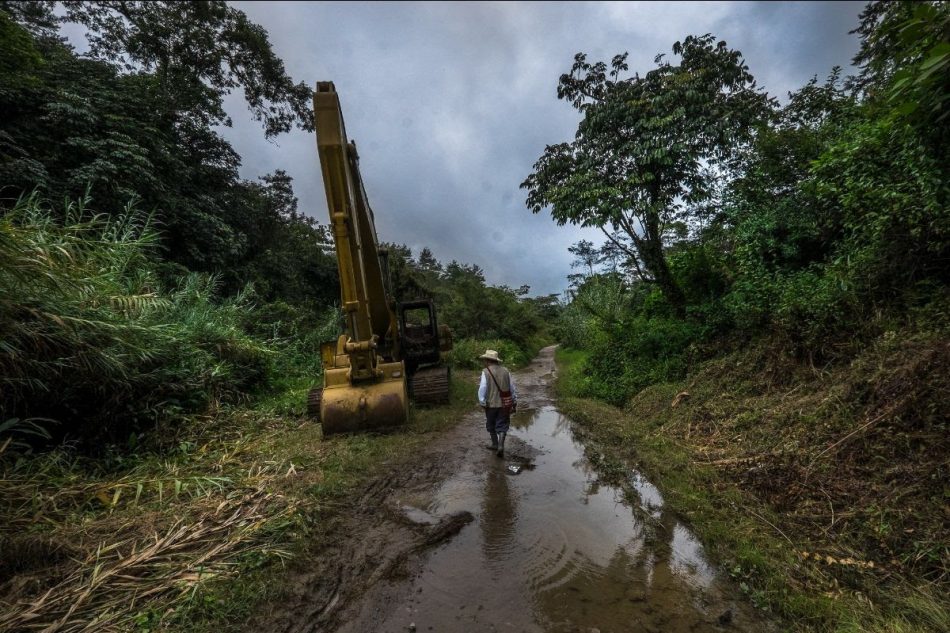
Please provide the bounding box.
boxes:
[0,194,277,442]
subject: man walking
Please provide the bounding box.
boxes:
[477,349,517,457]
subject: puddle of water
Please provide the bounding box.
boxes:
[359,405,767,632]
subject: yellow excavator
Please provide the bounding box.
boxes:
[307,82,452,435]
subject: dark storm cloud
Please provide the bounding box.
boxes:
[221,1,864,296]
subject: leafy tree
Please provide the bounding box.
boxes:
[726,72,858,278]
[0,8,43,88]
[0,1,61,39]
[524,293,561,322]
[0,3,338,309]
[549,5,949,401]
[723,60,946,351]
[220,171,339,306]
[523,35,772,314]
[851,1,950,148]
[382,243,430,302]
[61,0,313,137]
[568,239,600,277]
[416,247,442,274]
[413,245,444,291]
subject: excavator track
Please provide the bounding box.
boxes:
[306,387,322,420]
[410,366,451,405]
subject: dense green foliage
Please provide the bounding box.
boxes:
[0,2,550,445]
[523,35,771,313]
[540,1,948,405]
[0,1,340,443]
[0,194,337,443]
[0,3,338,302]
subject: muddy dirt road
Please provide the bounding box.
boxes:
[258,346,772,633]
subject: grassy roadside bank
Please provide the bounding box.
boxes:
[0,371,479,632]
[554,343,948,633]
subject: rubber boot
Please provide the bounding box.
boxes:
[496,432,506,458]
[486,432,498,451]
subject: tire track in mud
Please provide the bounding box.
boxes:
[245,403,481,632]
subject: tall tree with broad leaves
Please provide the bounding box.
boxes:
[522,35,772,314]
[61,0,313,137]
[0,1,336,298]
[850,1,949,151]
[568,239,600,277]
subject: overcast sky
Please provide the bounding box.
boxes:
[218,1,865,297]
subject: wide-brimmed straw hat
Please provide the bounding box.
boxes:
[478,349,501,362]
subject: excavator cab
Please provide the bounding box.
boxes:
[398,299,452,405]
[398,300,441,370]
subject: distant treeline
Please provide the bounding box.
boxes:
[385,245,558,368]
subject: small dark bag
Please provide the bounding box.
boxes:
[486,367,515,414]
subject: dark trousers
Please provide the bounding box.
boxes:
[484,407,510,438]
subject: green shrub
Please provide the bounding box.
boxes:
[669,244,731,307]
[243,300,340,389]
[554,274,631,348]
[772,267,860,356]
[446,338,534,370]
[0,195,283,443]
[809,116,948,300]
[582,316,708,406]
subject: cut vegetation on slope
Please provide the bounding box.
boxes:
[555,336,948,633]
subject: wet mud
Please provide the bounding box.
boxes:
[255,347,774,633]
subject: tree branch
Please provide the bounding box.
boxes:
[599,227,650,283]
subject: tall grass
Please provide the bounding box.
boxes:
[0,194,330,445]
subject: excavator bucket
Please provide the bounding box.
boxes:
[315,362,409,435]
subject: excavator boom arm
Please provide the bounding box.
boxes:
[309,81,450,434]
[314,82,396,358]
[311,82,408,434]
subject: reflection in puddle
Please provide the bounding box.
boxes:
[671,524,716,589]
[630,470,665,518]
[379,405,765,632]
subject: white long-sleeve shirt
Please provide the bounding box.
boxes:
[478,367,517,407]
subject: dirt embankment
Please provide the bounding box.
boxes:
[556,332,949,632]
